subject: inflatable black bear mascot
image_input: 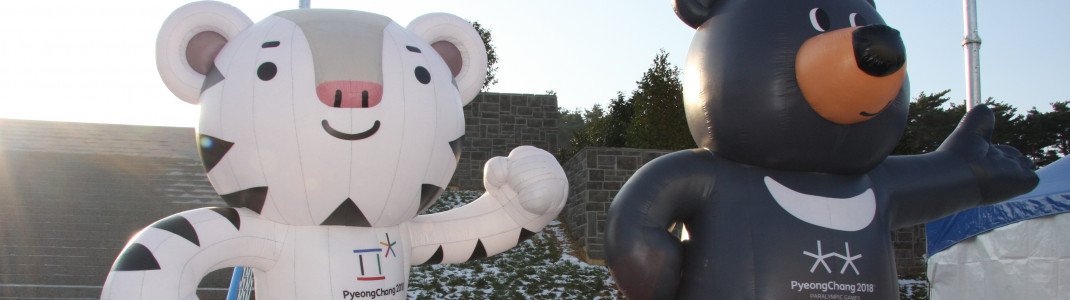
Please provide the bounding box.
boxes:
[605,0,1039,299]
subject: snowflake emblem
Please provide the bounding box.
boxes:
[802,240,862,275]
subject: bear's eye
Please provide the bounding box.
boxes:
[849,13,868,27]
[809,8,830,32]
[257,62,277,81]
[414,66,431,84]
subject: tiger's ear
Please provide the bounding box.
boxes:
[674,0,725,29]
[157,1,251,104]
[407,13,488,106]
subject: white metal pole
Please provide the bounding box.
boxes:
[963,0,982,110]
[299,0,310,9]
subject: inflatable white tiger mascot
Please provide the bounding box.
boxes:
[101,2,567,299]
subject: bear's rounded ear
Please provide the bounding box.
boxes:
[674,0,723,29]
[407,13,488,106]
[157,1,251,104]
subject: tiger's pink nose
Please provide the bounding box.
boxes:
[316,81,383,108]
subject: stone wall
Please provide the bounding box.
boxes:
[450,92,560,190]
[561,147,929,276]
[450,92,930,275]
[562,147,672,263]
[893,225,928,277]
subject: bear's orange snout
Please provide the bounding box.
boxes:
[796,24,906,125]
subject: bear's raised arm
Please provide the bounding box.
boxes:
[875,105,1038,228]
[605,150,716,300]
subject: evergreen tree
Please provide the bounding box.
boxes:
[556,54,1070,166]
[605,92,633,147]
[556,104,607,162]
[555,93,636,162]
[892,90,960,155]
[892,91,1066,168]
[1019,101,1070,166]
[1049,101,1070,157]
[557,107,585,151]
[983,99,1024,148]
[556,50,704,161]
[624,50,693,150]
[470,21,498,91]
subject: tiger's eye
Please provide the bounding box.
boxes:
[258,62,277,81]
[415,66,431,84]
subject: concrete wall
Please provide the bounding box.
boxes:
[0,119,231,299]
[451,92,560,190]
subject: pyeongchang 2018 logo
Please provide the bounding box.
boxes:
[802,240,861,275]
[791,240,876,298]
[341,282,405,300]
[351,233,399,281]
[341,233,403,299]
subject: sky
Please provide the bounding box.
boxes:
[0,0,1067,127]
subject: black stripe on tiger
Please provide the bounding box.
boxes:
[113,243,160,271]
[321,198,372,227]
[197,134,233,172]
[220,186,268,214]
[149,215,199,246]
[418,184,443,213]
[467,240,487,261]
[209,207,241,230]
[200,67,225,94]
[448,136,463,161]
[419,246,444,266]
[518,228,537,244]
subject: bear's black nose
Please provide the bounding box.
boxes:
[852,25,906,77]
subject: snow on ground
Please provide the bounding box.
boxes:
[407,191,930,299]
[898,278,930,300]
[407,191,622,299]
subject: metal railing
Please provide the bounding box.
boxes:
[226,267,255,300]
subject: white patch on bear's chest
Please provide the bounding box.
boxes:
[763,176,875,231]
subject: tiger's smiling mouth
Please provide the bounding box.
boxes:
[321,119,381,140]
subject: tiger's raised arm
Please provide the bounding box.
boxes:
[407,146,567,265]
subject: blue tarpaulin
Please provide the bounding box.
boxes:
[927,156,1070,255]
